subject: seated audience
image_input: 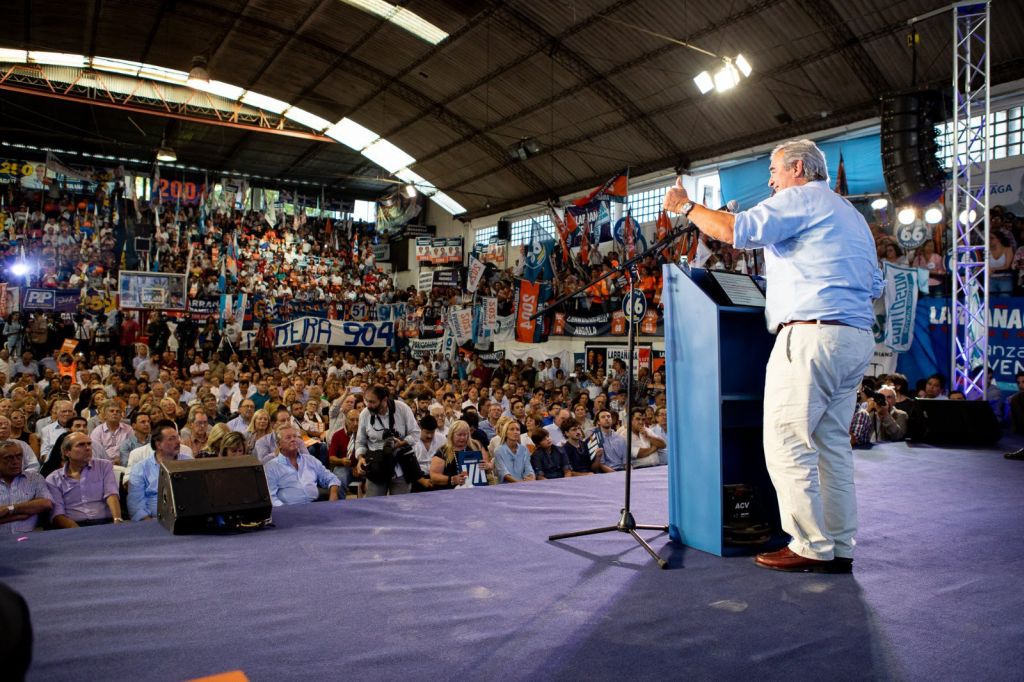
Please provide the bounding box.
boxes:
[0,439,53,533]
[45,432,123,527]
[127,422,192,521]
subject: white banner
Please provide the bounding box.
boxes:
[450,308,473,344]
[483,297,497,330]
[883,262,919,352]
[417,270,434,292]
[409,337,443,358]
[240,318,394,349]
[467,256,485,293]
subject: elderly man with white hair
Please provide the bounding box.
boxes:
[665,138,882,574]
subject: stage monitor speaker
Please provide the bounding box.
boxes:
[906,399,1001,446]
[157,456,272,534]
[496,218,511,241]
[880,90,945,205]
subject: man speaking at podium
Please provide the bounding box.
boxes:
[664,139,881,573]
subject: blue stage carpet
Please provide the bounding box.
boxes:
[2,439,1022,681]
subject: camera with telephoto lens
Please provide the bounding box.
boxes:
[868,390,889,408]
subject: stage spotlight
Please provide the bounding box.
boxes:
[871,198,889,210]
[924,206,944,224]
[693,71,714,94]
[958,209,978,225]
[897,207,917,225]
[11,262,28,276]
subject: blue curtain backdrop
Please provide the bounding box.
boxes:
[718,134,885,210]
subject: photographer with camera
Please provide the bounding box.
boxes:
[354,385,424,497]
[850,384,908,447]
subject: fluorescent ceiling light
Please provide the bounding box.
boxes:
[338,0,448,45]
[693,71,714,95]
[361,139,415,173]
[325,118,379,150]
[283,107,332,132]
[190,79,245,100]
[394,168,438,196]
[430,191,466,215]
[138,64,189,86]
[28,51,86,67]
[241,90,289,114]
[91,56,142,76]
[0,49,28,63]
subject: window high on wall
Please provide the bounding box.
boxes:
[510,214,554,245]
[353,199,376,223]
[937,105,1024,167]
[475,225,497,245]
[626,185,669,224]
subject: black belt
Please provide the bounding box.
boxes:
[777,319,851,333]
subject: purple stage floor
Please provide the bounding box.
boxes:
[2,438,1022,681]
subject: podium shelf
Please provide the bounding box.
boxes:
[721,393,761,401]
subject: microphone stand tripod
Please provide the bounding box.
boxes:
[529,221,695,569]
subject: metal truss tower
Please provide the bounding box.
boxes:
[950,1,991,400]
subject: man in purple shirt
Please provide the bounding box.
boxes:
[46,432,123,528]
[90,403,134,464]
[0,439,53,534]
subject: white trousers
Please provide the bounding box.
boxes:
[763,323,874,560]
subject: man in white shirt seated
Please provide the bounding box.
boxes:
[125,419,195,471]
[412,415,445,472]
[263,424,340,506]
[254,408,311,463]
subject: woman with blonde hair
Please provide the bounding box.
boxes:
[246,408,272,455]
[217,431,247,458]
[197,422,232,458]
[488,415,514,457]
[429,420,487,490]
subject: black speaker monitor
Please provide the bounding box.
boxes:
[496,218,511,241]
[157,456,272,534]
[906,399,1001,446]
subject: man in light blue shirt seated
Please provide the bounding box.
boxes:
[127,423,192,521]
[263,424,340,506]
[592,410,627,472]
[254,408,312,463]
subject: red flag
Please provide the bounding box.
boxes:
[656,210,671,241]
[516,279,541,343]
[834,152,848,196]
[550,205,571,265]
[578,215,590,265]
[623,212,636,260]
[573,172,628,207]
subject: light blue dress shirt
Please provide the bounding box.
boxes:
[263,453,340,506]
[127,453,193,521]
[732,180,883,332]
[495,443,533,482]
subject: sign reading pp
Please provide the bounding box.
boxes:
[22,288,56,310]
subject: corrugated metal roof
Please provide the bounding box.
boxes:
[0,0,1022,216]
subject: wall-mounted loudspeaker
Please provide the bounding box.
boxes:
[496,218,511,241]
[880,90,945,205]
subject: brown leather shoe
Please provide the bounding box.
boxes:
[755,547,851,573]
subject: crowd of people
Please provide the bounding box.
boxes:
[2,176,1022,532]
[0,330,674,529]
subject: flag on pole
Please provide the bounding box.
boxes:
[834,152,849,196]
[572,172,629,207]
[549,204,572,265]
[656,210,672,242]
[623,210,637,260]
[524,220,555,281]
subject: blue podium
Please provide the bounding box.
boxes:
[662,264,781,556]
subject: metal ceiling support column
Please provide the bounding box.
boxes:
[950,1,991,400]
